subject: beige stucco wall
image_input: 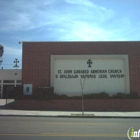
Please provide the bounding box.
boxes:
[0,69,21,80]
[0,69,22,98]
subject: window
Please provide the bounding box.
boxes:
[26,87,30,92]
[3,80,14,83]
[16,80,21,83]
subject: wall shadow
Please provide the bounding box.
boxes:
[0,99,15,109]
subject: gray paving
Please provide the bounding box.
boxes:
[0,109,140,118]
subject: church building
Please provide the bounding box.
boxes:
[22,41,140,97]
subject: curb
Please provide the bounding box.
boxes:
[57,115,140,119]
[0,114,140,118]
[0,114,57,117]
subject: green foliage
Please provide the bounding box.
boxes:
[127,92,139,98]
[111,93,126,99]
[52,93,69,99]
[34,87,54,100]
[13,85,140,100]
[51,92,139,99]
[111,92,139,99]
[84,92,110,99]
[0,44,4,56]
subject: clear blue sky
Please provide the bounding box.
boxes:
[0,0,140,69]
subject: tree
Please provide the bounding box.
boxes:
[0,44,4,64]
[80,78,86,115]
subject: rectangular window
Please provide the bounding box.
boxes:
[26,87,30,92]
[3,80,14,83]
[23,84,32,95]
[16,80,22,83]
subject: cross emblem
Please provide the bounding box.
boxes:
[13,58,19,69]
[87,59,92,68]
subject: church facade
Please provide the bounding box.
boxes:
[22,41,140,97]
[12,41,140,111]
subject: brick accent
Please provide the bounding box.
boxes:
[22,41,140,96]
[22,41,140,111]
[14,99,140,111]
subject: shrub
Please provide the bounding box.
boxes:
[34,87,54,100]
[112,93,126,99]
[126,92,139,99]
[53,94,69,99]
[111,92,139,99]
[84,92,110,99]
[14,85,140,100]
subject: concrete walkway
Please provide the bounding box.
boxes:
[0,109,140,118]
[0,99,140,118]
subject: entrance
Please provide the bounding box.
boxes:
[3,85,15,99]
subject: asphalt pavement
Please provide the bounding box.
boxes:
[0,116,140,140]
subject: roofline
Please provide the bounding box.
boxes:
[22,41,140,43]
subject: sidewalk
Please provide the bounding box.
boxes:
[0,109,140,118]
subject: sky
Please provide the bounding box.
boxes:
[0,0,140,69]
